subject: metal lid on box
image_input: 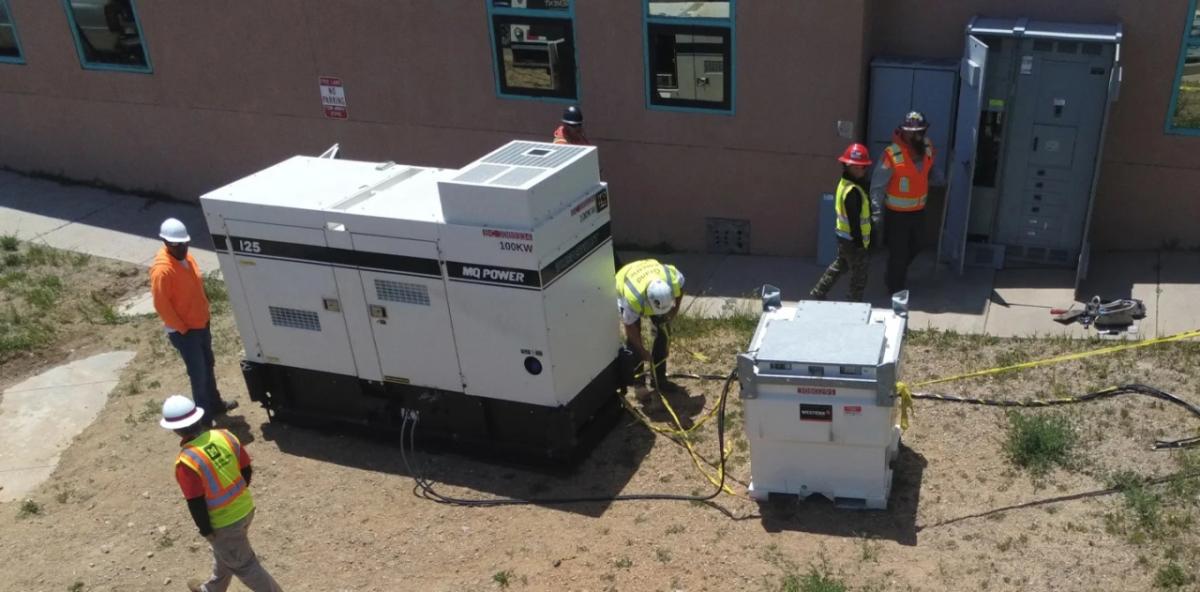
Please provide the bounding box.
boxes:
[755,301,887,368]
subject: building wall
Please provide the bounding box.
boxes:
[2,1,1193,254]
[0,1,869,256]
[872,0,1200,250]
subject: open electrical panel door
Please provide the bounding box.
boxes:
[939,35,988,275]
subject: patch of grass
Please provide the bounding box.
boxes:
[791,565,847,592]
[3,252,22,267]
[0,234,17,251]
[1154,562,1192,589]
[204,272,228,313]
[1110,471,1163,533]
[17,499,42,518]
[492,569,513,588]
[68,582,84,592]
[670,309,759,344]
[1166,449,1200,501]
[79,291,123,325]
[0,307,54,358]
[1003,411,1077,476]
[613,557,633,569]
[25,275,63,310]
[665,523,685,535]
[655,547,672,563]
[24,243,64,267]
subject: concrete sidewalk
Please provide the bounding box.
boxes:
[2,169,1197,338]
[642,247,1200,339]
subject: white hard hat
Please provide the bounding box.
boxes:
[159,394,204,430]
[159,218,190,243]
[646,279,675,315]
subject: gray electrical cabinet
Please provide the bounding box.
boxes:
[938,17,1122,288]
[867,57,959,184]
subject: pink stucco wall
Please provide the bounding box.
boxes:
[0,1,1194,254]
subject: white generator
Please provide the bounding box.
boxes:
[199,141,620,461]
[737,299,908,509]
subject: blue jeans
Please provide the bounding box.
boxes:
[168,326,223,418]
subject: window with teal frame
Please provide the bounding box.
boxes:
[0,0,24,64]
[1168,0,1200,133]
[62,0,152,73]
[487,0,579,102]
[644,1,735,113]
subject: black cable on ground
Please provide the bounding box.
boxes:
[914,383,1200,449]
[398,370,738,507]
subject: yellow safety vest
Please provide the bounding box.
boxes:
[615,259,682,317]
[176,429,254,529]
[834,178,871,248]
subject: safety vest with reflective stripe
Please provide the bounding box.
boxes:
[615,259,682,317]
[834,178,871,248]
[884,137,934,212]
[176,429,254,529]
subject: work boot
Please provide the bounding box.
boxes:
[186,579,205,592]
[216,400,239,416]
[654,378,686,394]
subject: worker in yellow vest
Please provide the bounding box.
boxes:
[870,111,944,296]
[160,395,283,592]
[616,259,685,395]
[810,143,873,301]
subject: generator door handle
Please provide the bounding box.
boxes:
[1032,136,1039,151]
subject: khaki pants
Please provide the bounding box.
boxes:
[201,510,283,592]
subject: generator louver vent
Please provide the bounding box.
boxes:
[481,142,586,168]
[375,279,431,306]
[268,306,322,331]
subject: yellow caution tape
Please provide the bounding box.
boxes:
[914,329,1200,388]
[896,381,914,430]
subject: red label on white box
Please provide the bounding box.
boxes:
[843,405,862,415]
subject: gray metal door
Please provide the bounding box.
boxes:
[994,41,1113,267]
[939,35,989,274]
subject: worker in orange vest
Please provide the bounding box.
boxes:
[553,105,590,145]
[870,111,944,296]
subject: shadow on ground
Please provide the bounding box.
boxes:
[258,410,660,518]
[755,445,928,546]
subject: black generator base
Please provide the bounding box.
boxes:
[239,359,624,464]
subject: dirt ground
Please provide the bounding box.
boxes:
[2,248,1200,592]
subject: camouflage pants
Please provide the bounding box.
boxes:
[810,240,869,302]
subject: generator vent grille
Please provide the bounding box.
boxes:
[268,306,322,332]
[482,142,586,168]
[375,279,431,306]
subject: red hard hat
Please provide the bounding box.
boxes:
[838,143,872,166]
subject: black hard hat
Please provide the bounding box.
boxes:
[900,111,930,131]
[562,105,584,126]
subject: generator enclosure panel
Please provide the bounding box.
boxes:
[199,141,620,461]
[737,301,907,509]
[939,17,1121,290]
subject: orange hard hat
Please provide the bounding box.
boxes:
[838,143,872,166]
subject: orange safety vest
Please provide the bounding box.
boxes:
[176,429,254,529]
[883,135,935,212]
[552,125,590,146]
